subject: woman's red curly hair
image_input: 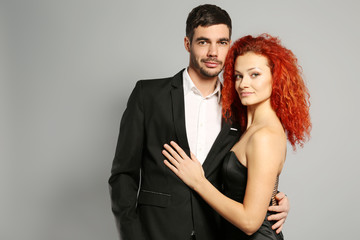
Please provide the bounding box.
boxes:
[222,34,311,149]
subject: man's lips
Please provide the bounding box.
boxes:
[204,61,219,68]
[202,59,221,68]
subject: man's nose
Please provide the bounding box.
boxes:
[207,44,218,57]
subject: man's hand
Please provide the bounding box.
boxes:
[267,192,289,234]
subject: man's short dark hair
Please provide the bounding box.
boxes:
[186,4,232,43]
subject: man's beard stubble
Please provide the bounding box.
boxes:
[190,53,223,78]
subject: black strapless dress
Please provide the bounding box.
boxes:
[221,151,284,240]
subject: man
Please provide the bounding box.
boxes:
[109,4,289,240]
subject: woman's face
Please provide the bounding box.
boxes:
[234,52,273,107]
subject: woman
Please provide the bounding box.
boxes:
[162,34,311,239]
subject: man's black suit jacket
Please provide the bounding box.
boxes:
[109,69,241,240]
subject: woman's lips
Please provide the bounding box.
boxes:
[240,92,253,97]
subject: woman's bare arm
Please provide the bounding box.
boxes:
[163,128,286,235]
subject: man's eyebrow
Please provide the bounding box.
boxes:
[219,38,230,42]
[195,37,210,42]
[194,37,230,42]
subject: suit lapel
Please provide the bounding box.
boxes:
[170,69,191,155]
[202,120,241,177]
[170,69,241,175]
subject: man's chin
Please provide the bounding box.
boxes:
[200,68,222,78]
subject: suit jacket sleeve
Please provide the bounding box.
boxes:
[108,81,146,240]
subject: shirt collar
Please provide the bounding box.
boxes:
[183,68,222,103]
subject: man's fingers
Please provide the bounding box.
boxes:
[268,204,287,213]
[267,205,279,212]
[275,224,283,234]
[275,192,286,201]
[270,218,284,230]
[267,211,286,221]
[275,192,289,212]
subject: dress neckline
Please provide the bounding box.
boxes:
[228,151,247,169]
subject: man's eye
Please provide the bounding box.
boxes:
[220,41,228,45]
[198,41,207,45]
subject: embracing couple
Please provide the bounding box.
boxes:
[109,4,311,240]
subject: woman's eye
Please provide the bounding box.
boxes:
[234,74,243,80]
[251,73,260,78]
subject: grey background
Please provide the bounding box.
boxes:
[1,0,359,239]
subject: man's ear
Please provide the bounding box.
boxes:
[184,37,190,52]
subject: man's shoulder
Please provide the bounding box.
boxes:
[137,69,184,90]
[139,76,172,87]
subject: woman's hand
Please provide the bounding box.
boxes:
[163,141,206,190]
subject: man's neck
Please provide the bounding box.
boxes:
[187,67,219,97]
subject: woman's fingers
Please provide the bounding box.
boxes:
[190,152,199,162]
[164,143,182,162]
[164,159,179,174]
[162,149,180,168]
[170,141,189,160]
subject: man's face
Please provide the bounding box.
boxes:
[185,24,230,78]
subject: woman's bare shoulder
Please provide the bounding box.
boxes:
[246,125,287,165]
[249,125,286,145]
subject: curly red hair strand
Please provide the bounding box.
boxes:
[222,34,311,149]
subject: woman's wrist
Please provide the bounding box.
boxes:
[193,176,208,193]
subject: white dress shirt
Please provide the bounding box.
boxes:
[183,69,222,165]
